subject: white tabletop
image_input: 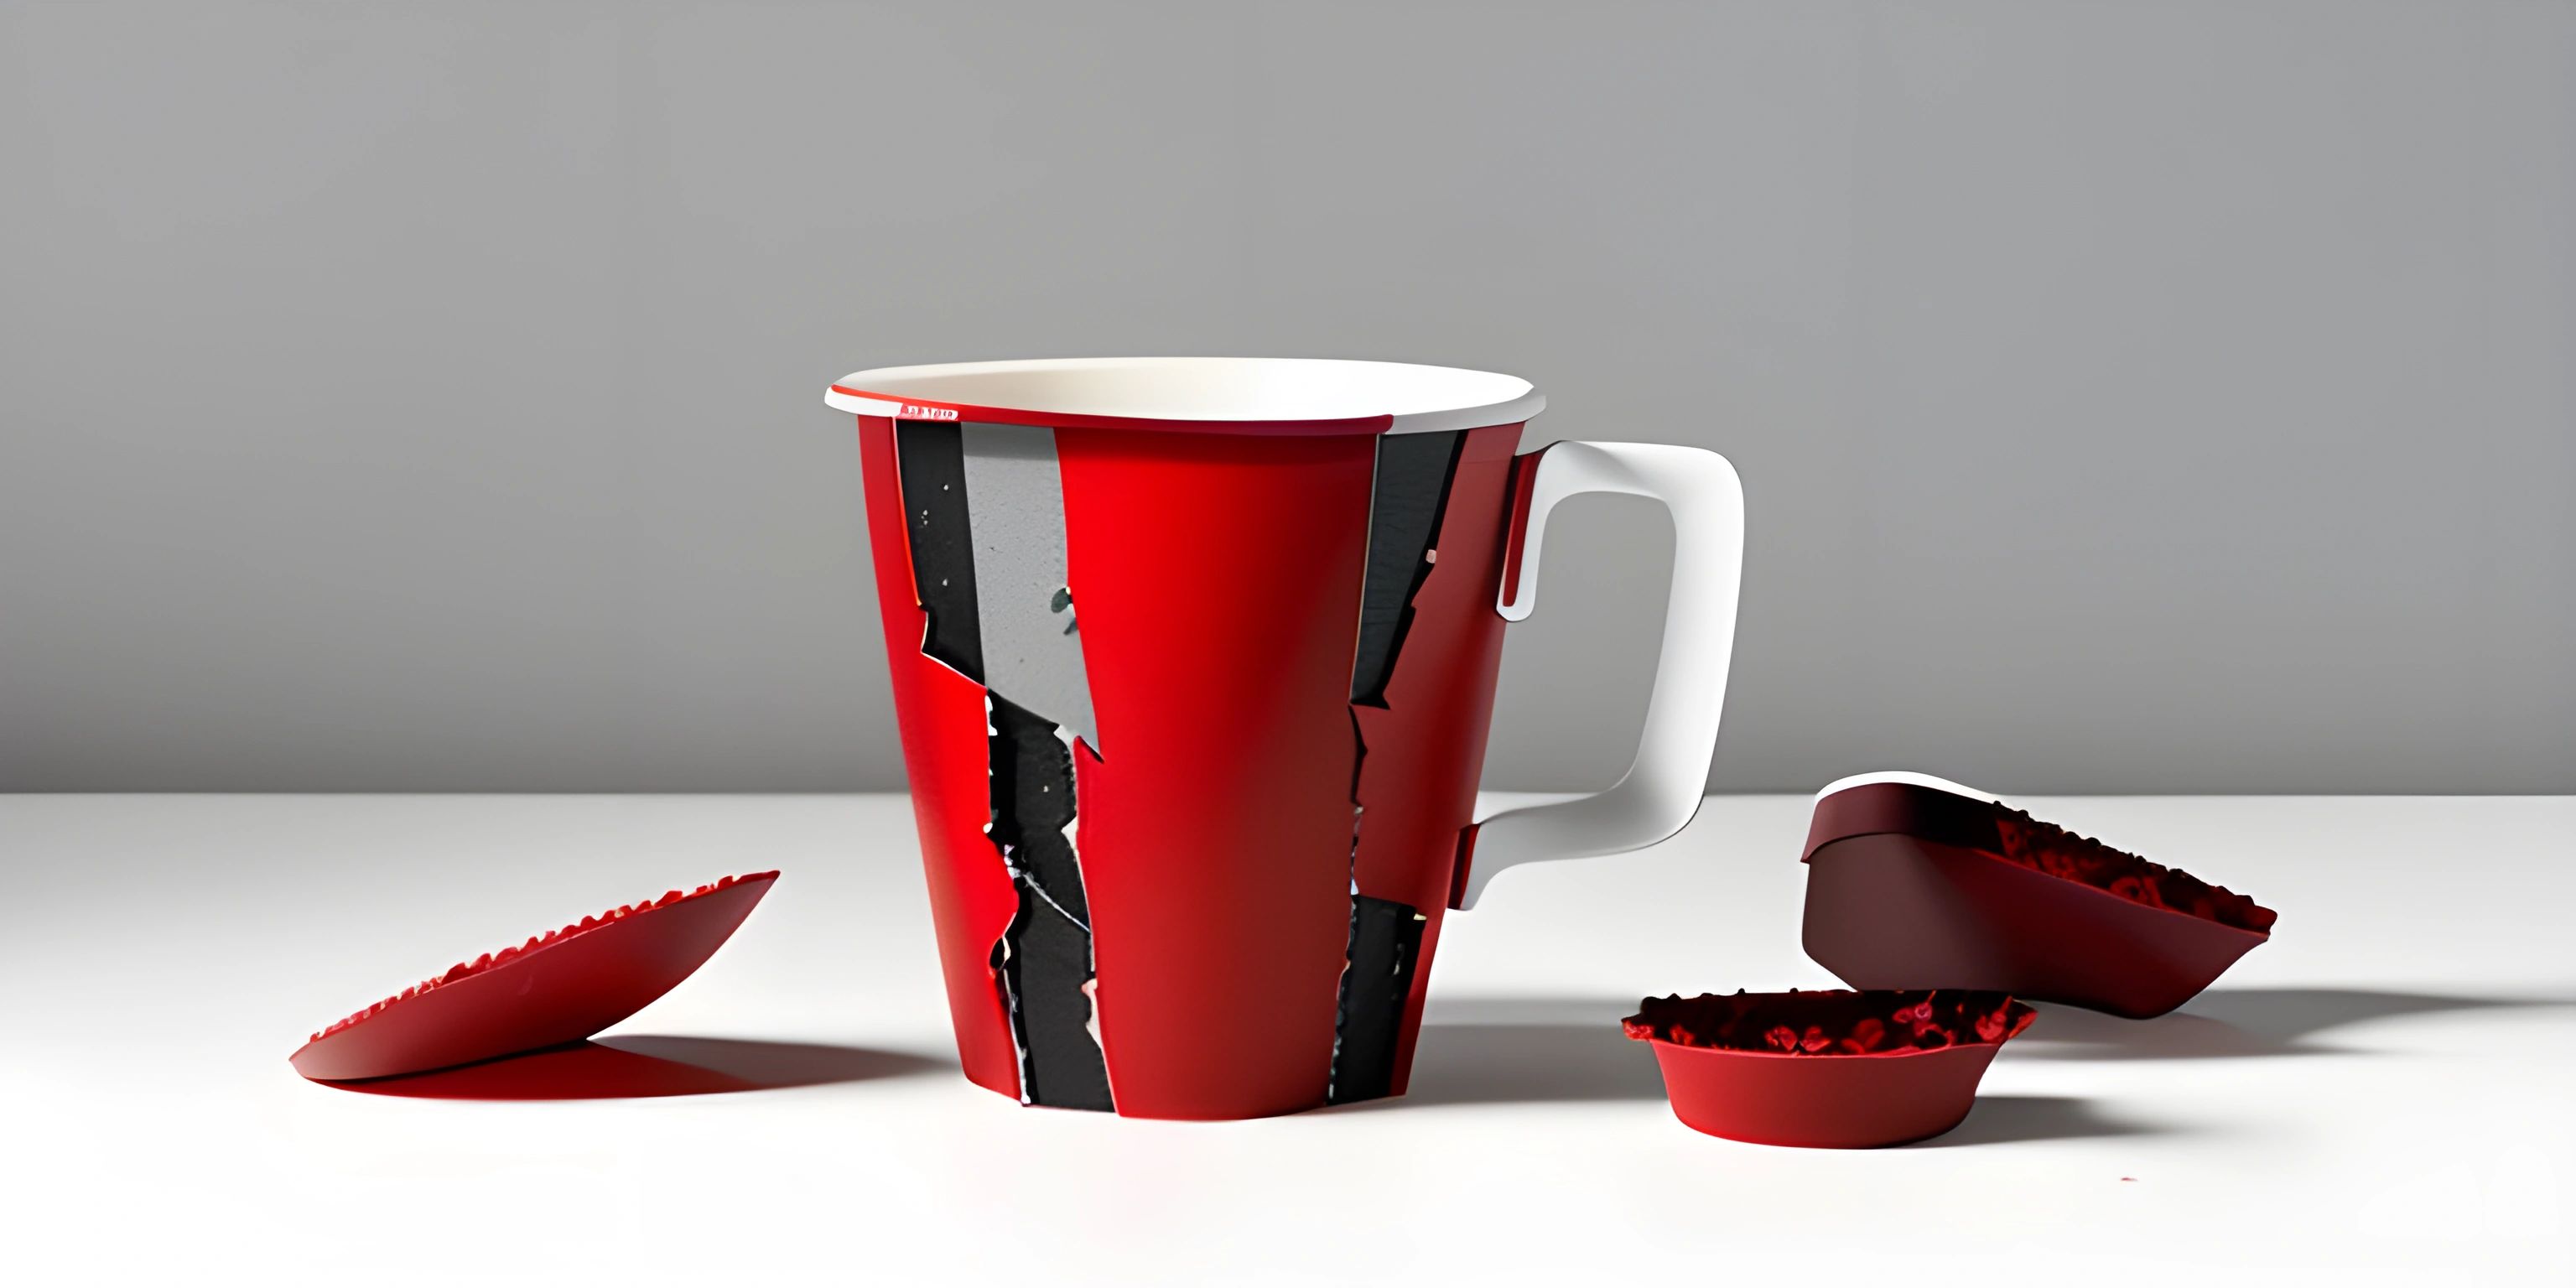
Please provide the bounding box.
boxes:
[6,793,2571,1285]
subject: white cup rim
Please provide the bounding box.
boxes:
[826,356,1544,435]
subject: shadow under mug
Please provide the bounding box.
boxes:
[831,356,1743,1119]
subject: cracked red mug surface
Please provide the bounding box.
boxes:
[852,374,1518,1119]
[1800,775,2275,1018]
[290,872,778,1082]
[834,357,1745,1119]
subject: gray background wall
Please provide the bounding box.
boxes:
[4,1,2570,794]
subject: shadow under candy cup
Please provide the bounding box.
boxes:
[1625,989,2036,1148]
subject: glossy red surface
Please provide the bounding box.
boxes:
[1054,427,1376,1119]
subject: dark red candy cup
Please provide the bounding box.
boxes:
[1801,776,2270,1018]
[291,872,777,1082]
[1624,989,2034,1148]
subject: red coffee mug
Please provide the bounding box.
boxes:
[829,357,1744,1119]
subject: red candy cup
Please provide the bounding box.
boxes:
[1649,1042,2002,1148]
[1801,776,2272,1019]
[291,872,778,1082]
[1625,990,2035,1148]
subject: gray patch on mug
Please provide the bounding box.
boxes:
[959,422,1100,755]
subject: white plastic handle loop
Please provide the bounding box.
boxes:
[1453,440,1746,909]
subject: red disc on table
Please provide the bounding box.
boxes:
[290,872,777,1082]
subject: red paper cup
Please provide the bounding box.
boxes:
[831,358,1748,1119]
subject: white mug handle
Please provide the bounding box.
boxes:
[1450,440,1746,909]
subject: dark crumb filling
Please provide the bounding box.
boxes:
[307,871,778,1043]
[1623,989,2036,1055]
[1990,809,2276,933]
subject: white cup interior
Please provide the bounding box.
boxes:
[834,356,1537,425]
